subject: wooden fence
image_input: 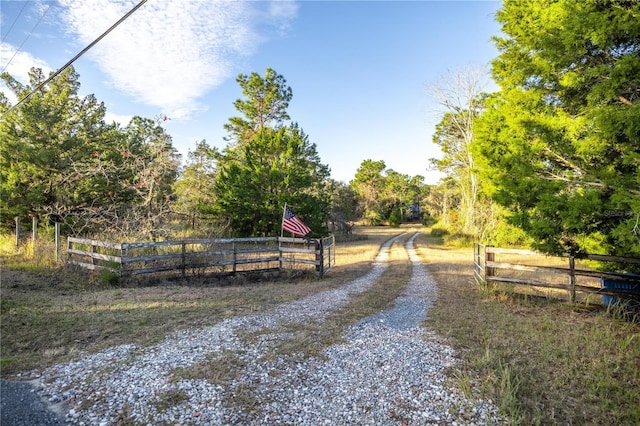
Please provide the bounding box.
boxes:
[474,243,640,304]
[68,235,336,278]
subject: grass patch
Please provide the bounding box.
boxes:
[154,389,189,413]
[415,233,640,425]
[1,236,60,270]
[172,349,249,383]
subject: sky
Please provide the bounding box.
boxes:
[0,0,502,184]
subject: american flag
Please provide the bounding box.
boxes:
[282,205,311,237]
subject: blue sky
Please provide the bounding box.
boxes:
[1,0,502,184]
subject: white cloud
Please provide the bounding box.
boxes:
[56,0,298,119]
[267,0,299,35]
[104,110,133,126]
[0,44,52,104]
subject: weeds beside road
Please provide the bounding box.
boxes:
[2,227,639,425]
[416,233,640,425]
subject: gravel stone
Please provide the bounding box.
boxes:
[24,233,503,425]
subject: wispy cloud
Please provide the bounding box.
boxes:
[0,44,51,104]
[57,0,298,119]
[266,1,299,36]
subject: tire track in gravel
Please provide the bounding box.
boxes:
[235,233,503,425]
[31,233,408,425]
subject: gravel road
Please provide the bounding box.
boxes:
[2,233,502,425]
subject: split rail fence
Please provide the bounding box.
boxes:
[474,243,640,304]
[68,235,336,278]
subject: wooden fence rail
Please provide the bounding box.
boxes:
[474,243,640,304]
[68,235,336,278]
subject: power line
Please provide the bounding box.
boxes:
[0,0,148,122]
[1,2,53,74]
[1,1,29,43]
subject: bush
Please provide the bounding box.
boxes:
[363,210,384,226]
[484,220,533,248]
[98,268,121,286]
[444,232,475,248]
[430,228,449,238]
[422,214,437,227]
[388,208,401,227]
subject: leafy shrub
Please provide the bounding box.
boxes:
[422,214,437,227]
[363,210,384,226]
[430,228,449,238]
[444,232,475,248]
[484,220,533,248]
[388,208,402,227]
[99,268,120,286]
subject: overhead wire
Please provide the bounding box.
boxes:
[1,2,53,74]
[0,0,148,121]
[1,1,29,43]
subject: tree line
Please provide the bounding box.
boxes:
[3,0,637,260]
[0,67,428,240]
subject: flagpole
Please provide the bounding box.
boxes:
[281,203,287,237]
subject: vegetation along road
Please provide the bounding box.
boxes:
[3,227,640,425]
[3,231,502,425]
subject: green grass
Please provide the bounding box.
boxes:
[416,233,640,425]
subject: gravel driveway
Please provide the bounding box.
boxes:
[3,233,502,425]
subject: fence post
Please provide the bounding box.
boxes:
[121,244,127,278]
[32,217,38,241]
[92,242,98,266]
[55,223,61,263]
[473,243,477,280]
[15,217,20,247]
[181,242,186,278]
[473,243,480,285]
[232,241,237,274]
[333,235,336,266]
[316,238,324,277]
[568,256,576,303]
[486,245,494,279]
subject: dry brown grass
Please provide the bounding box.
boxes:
[415,233,640,425]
